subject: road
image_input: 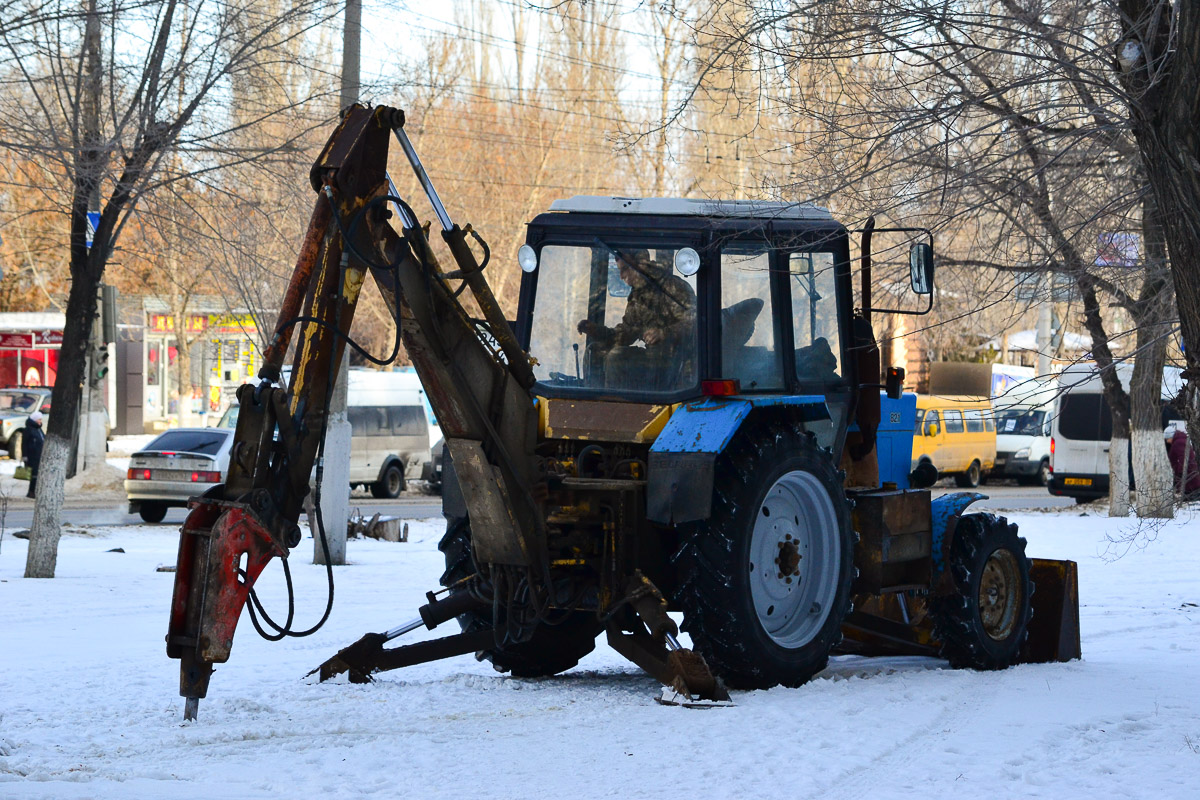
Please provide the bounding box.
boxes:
[0,481,1070,531]
[931,481,1075,510]
[0,493,444,530]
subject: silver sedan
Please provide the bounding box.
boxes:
[124,428,235,523]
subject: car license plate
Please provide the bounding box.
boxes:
[1064,477,1092,486]
[994,458,1006,467]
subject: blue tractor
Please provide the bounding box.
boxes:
[169,108,1079,715]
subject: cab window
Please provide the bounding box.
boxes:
[943,410,965,434]
[922,409,940,434]
[721,245,782,390]
[531,244,699,395]
[788,251,841,384]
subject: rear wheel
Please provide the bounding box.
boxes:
[371,462,405,499]
[674,419,854,690]
[439,519,601,677]
[139,502,168,524]
[954,460,982,488]
[931,513,1032,669]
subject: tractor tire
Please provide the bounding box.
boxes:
[931,513,1033,670]
[439,518,601,677]
[954,460,982,488]
[371,462,405,499]
[673,419,854,690]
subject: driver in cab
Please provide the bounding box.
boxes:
[577,248,695,388]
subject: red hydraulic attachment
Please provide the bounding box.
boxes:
[167,494,300,719]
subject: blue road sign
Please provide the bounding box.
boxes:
[86,211,100,249]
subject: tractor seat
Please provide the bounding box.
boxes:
[721,297,764,347]
[721,298,779,388]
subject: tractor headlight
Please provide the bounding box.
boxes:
[674,247,701,276]
[1014,447,1031,459]
[518,244,538,273]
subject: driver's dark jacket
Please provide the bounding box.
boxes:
[592,270,696,348]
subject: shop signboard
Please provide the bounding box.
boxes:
[0,333,34,348]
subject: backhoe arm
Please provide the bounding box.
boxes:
[166,105,543,718]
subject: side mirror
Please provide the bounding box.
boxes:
[909,242,934,294]
[925,422,939,437]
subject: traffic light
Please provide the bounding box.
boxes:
[89,341,110,388]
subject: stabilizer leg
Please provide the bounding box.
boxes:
[606,572,732,707]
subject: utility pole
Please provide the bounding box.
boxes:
[315,0,362,566]
[1036,301,1053,379]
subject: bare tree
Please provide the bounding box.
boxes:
[1113,2,1200,465]
[0,0,339,577]
[664,0,1178,515]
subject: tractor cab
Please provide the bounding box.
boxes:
[516,196,858,451]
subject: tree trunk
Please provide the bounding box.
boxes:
[24,277,97,577]
[1117,1,1200,461]
[22,435,70,577]
[1129,190,1175,518]
[1108,432,1131,517]
[1130,324,1173,517]
[25,2,102,578]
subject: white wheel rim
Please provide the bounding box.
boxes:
[748,470,841,648]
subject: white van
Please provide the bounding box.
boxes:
[219,368,433,498]
[991,378,1056,486]
[345,369,432,498]
[1049,363,1182,502]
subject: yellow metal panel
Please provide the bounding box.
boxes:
[538,397,675,443]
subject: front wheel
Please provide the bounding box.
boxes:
[954,460,982,488]
[371,462,405,499]
[674,419,854,690]
[932,513,1032,669]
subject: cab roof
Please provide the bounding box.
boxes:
[548,196,834,221]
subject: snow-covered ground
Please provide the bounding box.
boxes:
[1,508,1198,798]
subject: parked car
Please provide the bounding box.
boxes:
[124,427,235,523]
[910,394,996,488]
[0,387,52,460]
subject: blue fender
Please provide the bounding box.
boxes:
[649,395,830,454]
[930,491,986,573]
[646,395,830,523]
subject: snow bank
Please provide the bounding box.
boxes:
[0,510,1198,798]
[64,462,127,495]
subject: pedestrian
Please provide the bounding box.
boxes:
[1165,423,1200,497]
[24,410,44,499]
